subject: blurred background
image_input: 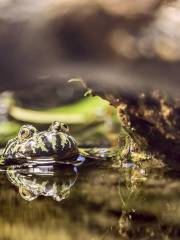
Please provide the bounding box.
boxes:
[0,0,180,97]
[0,1,180,240]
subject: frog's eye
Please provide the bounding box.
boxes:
[49,121,61,131]
[60,123,69,133]
[18,125,36,141]
[50,121,69,133]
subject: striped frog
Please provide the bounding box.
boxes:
[2,121,79,162]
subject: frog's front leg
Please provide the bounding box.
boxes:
[2,137,18,157]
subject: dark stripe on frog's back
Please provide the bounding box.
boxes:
[39,132,53,150]
[42,132,64,153]
[33,132,55,157]
[35,132,71,157]
[57,134,79,159]
[43,132,78,158]
[20,132,60,158]
[54,132,79,158]
[17,133,54,158]
[54,132,72,155]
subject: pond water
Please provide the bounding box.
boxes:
[0,154,180,240]
[0,89,180,240]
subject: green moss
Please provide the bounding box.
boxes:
[0,121,20,145]
[10,96,114,125]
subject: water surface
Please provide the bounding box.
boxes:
[0,154,180,240]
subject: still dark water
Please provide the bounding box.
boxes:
[0,89,179,240]
[0,154,180,240]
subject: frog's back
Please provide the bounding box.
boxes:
[26,131,79,159]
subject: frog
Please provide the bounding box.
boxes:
[2,121,79,162]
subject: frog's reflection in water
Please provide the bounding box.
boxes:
[6,162,78,202]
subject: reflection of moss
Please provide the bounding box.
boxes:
[116,126,150,162]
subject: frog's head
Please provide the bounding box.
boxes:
[49,121,70,134]
[2,121,78,161]
[2,124,38,160]
[18,125,37,142]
